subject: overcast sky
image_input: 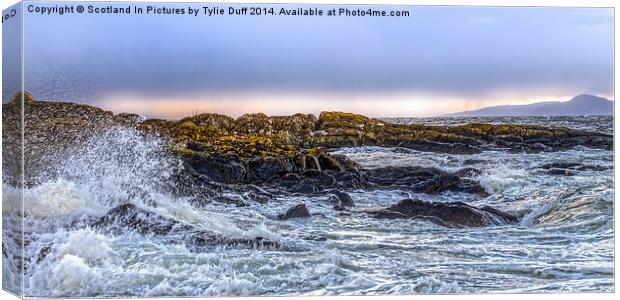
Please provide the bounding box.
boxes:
[4,3,614,117]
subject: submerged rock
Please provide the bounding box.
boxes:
[548,168,578,176]
[363,166,487,196]
[540,162,611,176]
[88,203,278,248]
[397,140,481,154]
[326,189,355,208]
[279,204,311,220]
[369,199,518,227]
[541,162,610,172]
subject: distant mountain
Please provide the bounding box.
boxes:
[445,94,613,117]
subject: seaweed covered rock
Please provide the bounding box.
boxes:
[313,111,370,148]
[369,199,518,227]
[310,112,612,152]
[233,113,317,146]
[181,113,236,132]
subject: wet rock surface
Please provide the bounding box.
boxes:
[540,162,611,176]
[363,166,488,196]
[369,199,518,228]
[279,203,311,220]
[86,203,278,248]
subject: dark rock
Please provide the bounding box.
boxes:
[414,174,460,194]
[90,203,192,235]
[279,204,311,220]
[392,147,412,154]
[527,143,552,153]
[299,234,327,241]
[186,153,246,184]
[369,199,517,227]
[88,203,278,248]
[462,159,485,165]
[364,166,488,196]
[365,166,441,186]
[243,184,275,204]
[268,170,340,194]
[541,162,610,172]
[453,167,481,178]
[316,152,345,171]
[494,135,523,143]
[453,179,489,197]
[246,156,287,182]
[302,169,337,184]
[326,189,355,209]
[548,168,578,176]
[332,171,366,190]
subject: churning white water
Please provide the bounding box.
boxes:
[2,117,614,297]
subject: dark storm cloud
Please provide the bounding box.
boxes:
[13,4,614,103]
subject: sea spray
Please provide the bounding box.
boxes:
[3,117,614,296]
[53,126,184,209]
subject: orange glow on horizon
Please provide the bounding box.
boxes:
[97,92,613,119]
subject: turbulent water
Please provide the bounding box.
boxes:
[2,116,614,296]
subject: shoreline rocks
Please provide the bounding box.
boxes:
[2,94,611,228]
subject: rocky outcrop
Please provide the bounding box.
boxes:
[3,96,118,184]
[369,199,518,227]
[4,92,612,197]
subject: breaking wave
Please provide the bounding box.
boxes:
[2,116,614,296]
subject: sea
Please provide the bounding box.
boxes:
[2,116,614,296]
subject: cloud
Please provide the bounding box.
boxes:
[13,4,613,117]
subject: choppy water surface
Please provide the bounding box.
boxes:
[2,117,614,296]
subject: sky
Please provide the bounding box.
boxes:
[3,2,614,118]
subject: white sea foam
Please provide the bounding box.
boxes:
[48,254,103,295]
[57,229,115,262]
[5,118,613,297]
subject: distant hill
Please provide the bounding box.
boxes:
[445,94,613,117]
